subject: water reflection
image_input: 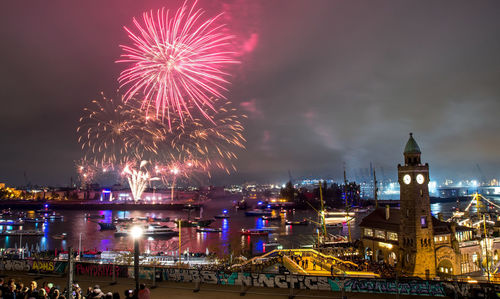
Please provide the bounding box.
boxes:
[0,195,383,255]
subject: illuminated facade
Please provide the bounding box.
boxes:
[360,134,479,279]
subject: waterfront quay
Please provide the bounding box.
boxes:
[0,252,497,298]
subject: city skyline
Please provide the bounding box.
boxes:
[1,0,500,186]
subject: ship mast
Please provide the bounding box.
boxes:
[319,181,327,237]
[373,169,378,209]
[343,163,351,242]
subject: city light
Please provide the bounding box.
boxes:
[130,226,143,239]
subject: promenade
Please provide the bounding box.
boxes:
[2,271,449,298]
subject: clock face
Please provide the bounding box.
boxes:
[403,174,411,184]
[416,174,425,184]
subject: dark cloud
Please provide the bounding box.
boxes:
[1,0,499,186]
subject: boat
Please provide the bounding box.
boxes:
[325,223,343,228]
[1,209,13,216]
[36,209,54,214]
[214,210,230,219]
[240,229,269,236]
[0,230,44,236]
[151,217,170,222]
[262,215,281,221]
[97,223,117,231]
[196,227,222,233]
[245,209,272,216]
[113,217,135,223]
[85,214,104,219]
[183,203,201,210]
[235,199,248,210]
[114,225,178,238]
[52,233,67,240]
[0,220,25,226]
[176,218,214,227]
[285,219,308,226]
[47,214,64,220]
[22,218,46,223]
[263,242,281,248]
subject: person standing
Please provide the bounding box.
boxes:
[137,284,150,299]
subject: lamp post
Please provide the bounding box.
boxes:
[130,226,143,295]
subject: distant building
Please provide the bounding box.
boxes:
[360,133,479,279]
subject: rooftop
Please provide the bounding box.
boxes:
[404,133,421,154]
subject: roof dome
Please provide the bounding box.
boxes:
[404,133,421,154]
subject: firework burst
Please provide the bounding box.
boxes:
[117,2,238,126]
[77,93,163,167]
[122,160,158,202]
[75,158,96,187]
[162,99,246,177]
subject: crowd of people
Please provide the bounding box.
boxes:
[350,258,396,278]
[0,278,151,299]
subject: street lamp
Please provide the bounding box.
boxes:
[130,226,143,295]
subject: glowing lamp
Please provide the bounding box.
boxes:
[130,226,143,239]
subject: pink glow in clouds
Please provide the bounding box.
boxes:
[240,98,262,118]
[242,33,259,53]
[117,1,239,126]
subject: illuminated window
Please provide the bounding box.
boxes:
[364,228,373,237]
[439,236,443,241]
[420,216,427,228]
[375,230,386,239]
[388,232,398,241]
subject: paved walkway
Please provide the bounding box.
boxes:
[1,271,450,298]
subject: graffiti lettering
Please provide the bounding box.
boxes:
[75,263,128,278]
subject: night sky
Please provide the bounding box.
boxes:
[1,1,500,186]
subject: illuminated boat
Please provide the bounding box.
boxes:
[22,218,46,223]
[285,219,308,226]
[1,209,13,216]
[175,218,214,227]
[52,233,67,240]
[0,230,44,236]
[114,225,178,238]
[235,199,248,210]
[85,214,104,219]
[214,210,230,219]
[196,227,222,233]
[113,217,135,223]
[97,223,117,231]
[262,215,281,221]
[151,217,170,222]
[0,220,24,226]
[47,214,64,220]
[240,229,269,236]
[245,209,272,216]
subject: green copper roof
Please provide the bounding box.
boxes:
[404,133,421,154]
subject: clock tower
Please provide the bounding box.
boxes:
[397,133,436,278]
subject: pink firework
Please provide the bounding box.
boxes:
[117,1,238,126]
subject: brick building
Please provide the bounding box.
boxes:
[360,133,479,279]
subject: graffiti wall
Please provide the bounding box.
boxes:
[160,269,447,296]
[75,263,128,278]
[1,259,496,297]
[0,259,66,274]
